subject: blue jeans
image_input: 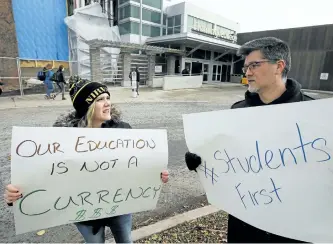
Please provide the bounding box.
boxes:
[75,214,132,243]
[44,83,53,97]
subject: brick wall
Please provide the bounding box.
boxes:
[0,0,19,91]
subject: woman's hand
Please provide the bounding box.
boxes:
[161,170,169,183]
[4,184,22,205]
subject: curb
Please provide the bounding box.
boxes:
[107,205,219,243]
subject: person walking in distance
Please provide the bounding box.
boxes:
[44,63,55,99]
[185,37,313,243]
[129,66,140,96]
[4,76,169,243]
[55,65,66,100]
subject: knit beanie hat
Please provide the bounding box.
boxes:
[69,76,110,118]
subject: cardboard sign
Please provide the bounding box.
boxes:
[11,127,168,234]
[183,98,333,242]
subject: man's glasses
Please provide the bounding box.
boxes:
[242,59,278,74]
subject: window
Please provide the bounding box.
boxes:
[119,21,140,35]
[163,28,166,35]
[119,5,140,20]
[67,0,74,16]
[119,0,140,5]
[142,8,161,24]
[174,26,181,34]
[167,17,173,27]
[175,15,181,26]
[163,14,167,25]
[142,0,162,9]
[166,15,181,35]
[186,47,211,60]
[143,24,160,37]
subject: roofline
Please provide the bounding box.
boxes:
[85,39,185,54]
[146,32,240,50]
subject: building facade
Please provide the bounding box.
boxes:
[116,0,241,82]
[2,0,332,92]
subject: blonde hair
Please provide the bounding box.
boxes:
[77,101,121,128]
[78,100,96,128]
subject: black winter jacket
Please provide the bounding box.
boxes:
[227,78,313,243]
[56,69,65,83]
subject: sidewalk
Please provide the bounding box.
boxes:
[0,84,246,110]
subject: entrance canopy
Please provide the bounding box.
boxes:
[86,39,185,55]
[145,32,241,54]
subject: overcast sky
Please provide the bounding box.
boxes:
[170,0,333,33]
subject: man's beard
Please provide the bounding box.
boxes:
[247,84,260,93]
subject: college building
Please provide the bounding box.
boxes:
[0,0,332,93]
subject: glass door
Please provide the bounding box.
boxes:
[212,65,217,81]
[185,62,191,75]
[217,65,222,81]
[203,64,209,81]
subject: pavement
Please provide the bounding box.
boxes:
[1,83,332,243]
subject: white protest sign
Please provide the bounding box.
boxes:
[183,98,333,243]
[11,126,168,235]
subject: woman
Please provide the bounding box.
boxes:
[44,64,54,99]
[5,77,169,243]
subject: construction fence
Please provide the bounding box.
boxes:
[0,55,149,96]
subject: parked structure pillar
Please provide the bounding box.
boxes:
[89,47,102,82]
[122,52,131,87]
[147,54,156,86]
[167,55,176,75]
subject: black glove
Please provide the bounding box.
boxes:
[185,152,202,171]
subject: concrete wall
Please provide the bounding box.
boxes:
[0,0,19,91]
[237,24,333,91]
[163,75,203,90]
[151,77,164,88]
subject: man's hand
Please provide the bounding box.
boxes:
[185,152,202,171]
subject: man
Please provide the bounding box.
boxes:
[182,67,190,76]
[54,65,66,100]
[185,37,313,243]
[129,66,140,95]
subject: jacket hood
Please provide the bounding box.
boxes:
[53,104,121,127]
[244,78,302,106]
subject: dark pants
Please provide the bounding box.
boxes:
[56,82,65,98]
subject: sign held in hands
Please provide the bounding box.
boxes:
[11,127,168,235]
[183,98,333,243]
